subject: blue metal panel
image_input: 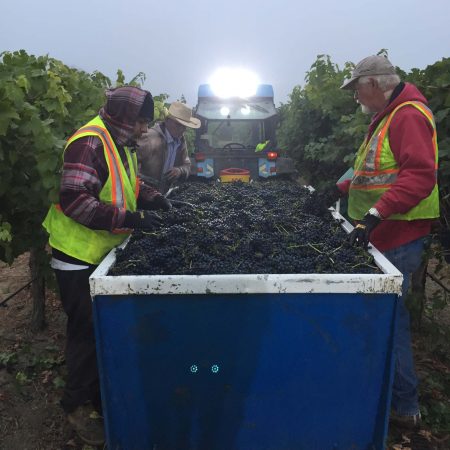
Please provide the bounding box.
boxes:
[198,84,215,97]
[255,84,274,97]
[258,158,277,178]
[93,292,397,450]
[195,158,215,178]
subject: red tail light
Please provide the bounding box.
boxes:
[267,151,278,160]
[195,152,206,162]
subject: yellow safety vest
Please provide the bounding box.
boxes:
[348,101,439,221]
[43,116,139,265]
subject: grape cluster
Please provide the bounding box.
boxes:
[110,180,380,276]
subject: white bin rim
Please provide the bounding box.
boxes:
[90,209,402,296]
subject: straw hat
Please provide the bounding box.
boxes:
[168,102,201,128]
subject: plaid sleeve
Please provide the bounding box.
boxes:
[59,136,126,231]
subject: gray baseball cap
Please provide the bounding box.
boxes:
[340,55,396,90]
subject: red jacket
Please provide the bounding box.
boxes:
[339,83,437,252]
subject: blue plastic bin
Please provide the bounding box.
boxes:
[90,212,402,450]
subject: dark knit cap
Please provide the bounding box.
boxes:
[139,93,154,121]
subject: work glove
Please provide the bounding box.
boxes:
[304,185,343,217]
[163,167,182,183]
[123,210,163,230]
[321,185,343,207]
[348,213,381,250]
[150,195,172,211]
[137,194,172,211]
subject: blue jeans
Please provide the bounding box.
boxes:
[383,237,425,416]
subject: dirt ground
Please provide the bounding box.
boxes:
[1,254,449,450]
[0,254,74,450]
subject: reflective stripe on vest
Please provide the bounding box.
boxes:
[66,122,137,210]
[42,116,138,264]
[348,101,439,221]
[352,102,438,188]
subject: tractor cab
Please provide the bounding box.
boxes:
[191,84,295,181]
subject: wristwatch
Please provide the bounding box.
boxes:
[368,207,382,219]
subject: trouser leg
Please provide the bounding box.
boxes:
[391,294,419,415]
[54,267,101,413]
[383,238,425,415]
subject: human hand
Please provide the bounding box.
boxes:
[304,185,343,217]
[163,167,181,182]
[321,185,343,207]
[151,195,172,211]
[348,214,381,249]
[123,210,163,230]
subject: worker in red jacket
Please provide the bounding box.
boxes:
[337,55,439,429]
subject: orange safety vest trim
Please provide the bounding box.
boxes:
[352,101,438,190]
[67,124,131,210]
[348,101,439,221]
[42,116,139,264]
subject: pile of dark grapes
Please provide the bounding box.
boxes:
[110,180,380,276]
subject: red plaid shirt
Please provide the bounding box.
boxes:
[59,135,159,231]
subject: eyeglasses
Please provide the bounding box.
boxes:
[353,82,366,98]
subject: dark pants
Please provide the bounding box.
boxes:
[55,267,101,414]
[383,237,425,415]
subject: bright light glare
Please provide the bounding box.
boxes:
[209,68,260,98]
[220,106,230,116]
[241,105,250,115]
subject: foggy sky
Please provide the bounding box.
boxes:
[3,0,450,107]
